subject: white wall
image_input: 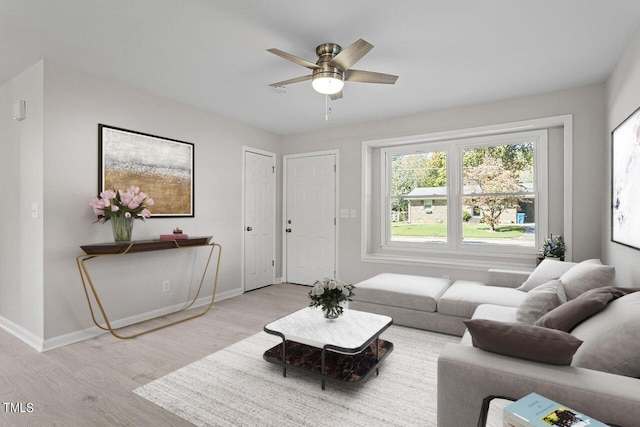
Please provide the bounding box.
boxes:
[0,61,45,346]
[0,57,613,350]
[3,60,281,349]
[604,29,640,285]
[282,84,606,285]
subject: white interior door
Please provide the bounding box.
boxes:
[285,153,336,285]
[244,149,275,291]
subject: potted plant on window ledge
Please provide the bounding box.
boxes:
[539,234,566,263]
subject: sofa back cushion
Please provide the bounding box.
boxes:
[535,286,636,332]
[559,260,615,300]
[516,279,566,324]
[570,291,640,377]
[517,259,576,292]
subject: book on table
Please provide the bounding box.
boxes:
[159,234,189,240]
[503,392,608,427]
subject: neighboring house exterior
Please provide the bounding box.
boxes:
[403,186,534,225]
[405,187,449,224]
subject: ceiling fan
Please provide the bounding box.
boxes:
[267,38,398,100]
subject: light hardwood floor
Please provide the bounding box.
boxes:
[0,283,310,426]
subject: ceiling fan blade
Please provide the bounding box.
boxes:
[267,48,320,70]
[345,69,399,84]
[268,74,313,87]
[329,39,373,70]
[329,90,343,101]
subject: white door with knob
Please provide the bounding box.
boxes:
[284,152,337,285]
[243,148,276,292]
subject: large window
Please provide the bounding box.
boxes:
[461,142,535,246]
[382,130,547,256]
[390,150,448,243]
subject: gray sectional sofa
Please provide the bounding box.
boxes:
[351,260,640,427]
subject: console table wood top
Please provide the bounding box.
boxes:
[80,236,213,255]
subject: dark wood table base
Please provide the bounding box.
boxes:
[263,339,393,385]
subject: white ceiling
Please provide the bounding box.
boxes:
[2,0,640,135]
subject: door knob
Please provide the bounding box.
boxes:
[286,228,292,233]
[246,226,252,231]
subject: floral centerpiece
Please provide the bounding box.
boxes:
[89,187,154,241]
[308,278,355,319]
[541,234,565,259]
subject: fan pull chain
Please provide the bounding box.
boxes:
[325,95,332,121]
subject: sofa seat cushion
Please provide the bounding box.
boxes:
[471,303,518,322]
[437,280,526,318]
[351,273,451,313]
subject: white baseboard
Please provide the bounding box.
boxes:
[0,315,45,352]
[215,287,243,301]
[41,286,244,352]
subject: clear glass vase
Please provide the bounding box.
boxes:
[111,216,134,242]
[323,304,342,319]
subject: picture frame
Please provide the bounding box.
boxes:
[98,124,194,217]
[611,105,640,249]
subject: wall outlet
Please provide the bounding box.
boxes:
[162,280,170,293]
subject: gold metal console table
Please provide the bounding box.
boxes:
[76,236,221,339]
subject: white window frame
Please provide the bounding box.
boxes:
[361,115,573,269]
[381,130,547,257]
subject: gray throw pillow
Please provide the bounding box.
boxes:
[571,291,640,377]
[535,286,637,332]
[464,319,583,365]
[516,279,566,324]
[559,259,615,300]
[517,259,576,292]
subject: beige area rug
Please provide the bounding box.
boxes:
[134,325,458,427]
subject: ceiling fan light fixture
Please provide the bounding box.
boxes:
[312,76,344,95]
[267,39,397,100]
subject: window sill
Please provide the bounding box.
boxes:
[361,251,536,271]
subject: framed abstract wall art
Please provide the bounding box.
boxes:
[611,106,640,249]
[98,124,194,217]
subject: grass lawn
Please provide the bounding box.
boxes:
[392,223,525,238]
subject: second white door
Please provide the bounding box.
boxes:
[285,153,336,285]
[244,150,275,291]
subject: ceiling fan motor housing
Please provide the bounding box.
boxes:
[313,43,344,82]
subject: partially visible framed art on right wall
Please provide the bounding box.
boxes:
[612,105,640,250]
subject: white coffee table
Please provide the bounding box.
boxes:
[263,307,393,389]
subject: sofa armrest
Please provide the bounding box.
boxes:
[487,268,530,288]
[437,344,640,427]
